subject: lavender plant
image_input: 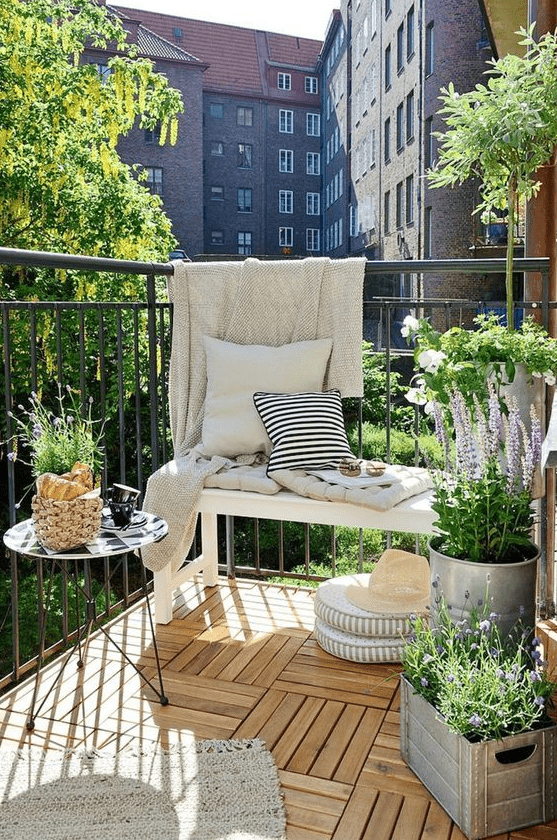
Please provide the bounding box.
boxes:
[402,599,556,742]
[6,384,104,478]
[430,385,541,564]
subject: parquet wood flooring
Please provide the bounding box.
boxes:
[1,575,557,840]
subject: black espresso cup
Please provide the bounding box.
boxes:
[108,500,137,527]
[105,484,140,527]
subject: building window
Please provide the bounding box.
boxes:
[144,166,163,195]
[279,109,293,133]
[305,76,318,94]
[144,124,161,144]
[306,229,320,252]
[306,192,320,215]
[425,116,434,168]
[397,23,404,72]
[370,0,377,35]
[238,231,252,254]
[424,207,432,257]
[237,188,252,212]
[211,230,224,244]
[238,143,252,168]
[396,102,404,151]
[384,190,390,233]
[406,174,414,224]
[279,227,293,247]
[307,152,320,175]
[173,26,182,39]
[278,72,291,90]
[385,43,391,90]
[385,0,391,17]
[350,204,358,237]
[211,141,224,156]
[396,181,404,229]
[92,62,111,83]
[279,190,293,213]
[384,118,391,163]
[306,113,320,136]
[237,106,253,126]
[279,149,293,172]
[426,22,434,76]
[211,185,224,200]
[406,90,414,141]
[370,127,376,167]
[407,5,415,59]
[210,103,224,118]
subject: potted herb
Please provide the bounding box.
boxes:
[6,384,104,550]
[427,25,557,330]
[401,313,557,414]
[399,599,557,839]
[427,385,542,635]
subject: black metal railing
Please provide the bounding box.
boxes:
[0,247,552,693]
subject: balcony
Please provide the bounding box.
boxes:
[1,248,557,838]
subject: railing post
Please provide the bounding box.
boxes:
[146,272,161,475]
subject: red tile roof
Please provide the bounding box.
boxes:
[112,8,322,95]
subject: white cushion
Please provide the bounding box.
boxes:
[200,336,332,458]
[253,389,354,474]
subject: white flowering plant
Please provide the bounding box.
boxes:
[429,385,541,564]
[401,313,557,413]
[402,598,556,742]
[6,384,104,478]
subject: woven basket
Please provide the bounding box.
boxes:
[31,494,103,551]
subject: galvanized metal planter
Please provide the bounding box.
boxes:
[399,674,557,840]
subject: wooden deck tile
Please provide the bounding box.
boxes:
[1,577,556,840]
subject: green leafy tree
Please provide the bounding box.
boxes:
[428,25,557,329]
[0,0,183,300]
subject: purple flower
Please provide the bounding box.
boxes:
[530,671,542,683]
[447,674,455,683]
[479,619,491,633]
[32,423,42,439]
[495,668,504,679]
[532,637,541,647]
[422,654,434,664]
[7,451,16,462]
[420,677,428,687]
[534,696,545,707]
[469,713,482,727]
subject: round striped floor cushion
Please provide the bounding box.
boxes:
[314,573,416,638]
[314,617,406,663]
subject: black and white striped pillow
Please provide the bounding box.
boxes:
[253,389,354,473]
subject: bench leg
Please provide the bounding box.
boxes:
[154,564,173,625]
[201,512,219,586]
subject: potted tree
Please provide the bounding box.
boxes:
[427,25,557,330]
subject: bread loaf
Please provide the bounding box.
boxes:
[36,462,94,501]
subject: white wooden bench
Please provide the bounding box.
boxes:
[153,486,437,624]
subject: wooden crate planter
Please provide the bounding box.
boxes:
[399,674,557,840]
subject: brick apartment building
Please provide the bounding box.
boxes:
[111,6,323,258]
[321,0,497,304]
[86,6,207,257]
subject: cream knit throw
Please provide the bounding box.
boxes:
[142,257,365,574]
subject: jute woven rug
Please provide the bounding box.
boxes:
[0,739,286,840]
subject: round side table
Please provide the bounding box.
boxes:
[3,511,169,731]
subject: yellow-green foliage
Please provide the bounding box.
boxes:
[0,0,184,299]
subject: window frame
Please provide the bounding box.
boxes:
[279,149,294,173]
[237,106,253,126]
[279,226,293,248]
[237,231,252,255]
[279,109,293,133]
[306,152,320,175]
[279,190,294,214]
[406,174,414,225]
[237,142,253,169]
[407,5,415,60]
[306,192,320,215]
[425,22,434,76]
[306,113,321,136]
[385,43,391,90]
[237,187,253,213]
[406,90,415,142]
[305,76,318,94]
[278,72,291,90]
[397,23,404,73]
[210,140,224,156]
[306,228,320,252]
[209,102,224,118]
[210,185,224,201]
[384,117,391,163]
[144,166,163,195]
[396,102,404,151]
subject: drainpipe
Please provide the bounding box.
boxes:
[526,0,557,617]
